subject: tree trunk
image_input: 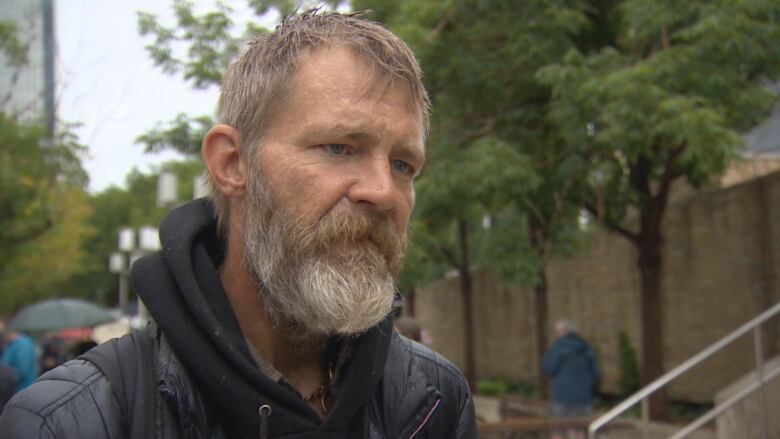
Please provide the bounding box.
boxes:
[637,235,668,420]
[628,153,673,420]
[406,286,416,317]
[534,269,549,400]
[458,219,477,391]
[529,214,550,399]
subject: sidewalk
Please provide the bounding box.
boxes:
[475,395,717,439]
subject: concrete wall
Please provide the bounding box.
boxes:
[414,171,780,403]
[416,270,538,382]
[715,355,780,439]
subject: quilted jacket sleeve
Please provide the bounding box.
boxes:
[0,359,124,439]
[453,384,477,438]
[400,337,477,439]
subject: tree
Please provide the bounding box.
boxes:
[67,159,206,308]
[537,0,780,418]
[0,19,29,109]
[0,114,93,313]
[0,19,95,313]
[136,112,213,156]
[136,1,593,391]
[354,0,593,392]
[134,0,344,155]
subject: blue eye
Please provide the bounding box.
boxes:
[392,159,415,177]
[324,144,347,155]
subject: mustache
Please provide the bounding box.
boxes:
[293,208,406,271]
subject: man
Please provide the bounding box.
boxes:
[0,322,21,413]
[0,10,476,438]
[0,325,36,393]
[39,338,68,374]
[541,319,600,439]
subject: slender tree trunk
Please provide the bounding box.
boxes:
[627,153,673,420]
[406,286,416,317]
[458,219,477,391]
[534,268,549,400]
[637,233,668,419]
[529,214,550,399]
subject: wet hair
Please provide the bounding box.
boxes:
[209,8,430,235]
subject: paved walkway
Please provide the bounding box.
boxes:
[474,395,502,423]
[475,395,717,439]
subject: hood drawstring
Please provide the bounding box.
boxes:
[408,397,441,439]
[258,404,272,439]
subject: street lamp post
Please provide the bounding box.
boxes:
[157,170,178,208]
[107,171,207,324]
[108,251,127,308]
[110,227,136,311]
[108,225,160,325]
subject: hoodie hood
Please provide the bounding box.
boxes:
[561,333,591,354]
[132,198,393,438]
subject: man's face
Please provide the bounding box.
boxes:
[241,46,425,343]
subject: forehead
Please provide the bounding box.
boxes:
[292,46,418,113]
[274,45,424,143]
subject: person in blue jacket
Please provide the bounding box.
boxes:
[1,328,36,392]
[542,319,600,439]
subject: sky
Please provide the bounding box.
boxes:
[57,1,221,193]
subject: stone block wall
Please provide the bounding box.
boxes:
[415,270,537,382]
[414,171,780,403]
[715,355,780,439]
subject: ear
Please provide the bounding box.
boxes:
[202,124,245,198]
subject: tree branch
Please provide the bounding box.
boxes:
[660,24,670,50]
[584,203,641,245]
[650,141,686,232]
[438,245,460,271]
[425,8,454,43]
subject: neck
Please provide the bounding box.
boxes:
[219,219,329,415]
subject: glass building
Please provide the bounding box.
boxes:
[0,0,56,134]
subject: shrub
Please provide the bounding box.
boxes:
[618,330,640,398]
[477,379,508,396]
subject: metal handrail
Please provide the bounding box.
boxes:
[668,364,780,439]
[588,300,780,439]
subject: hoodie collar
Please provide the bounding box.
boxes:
[133,198,393,437]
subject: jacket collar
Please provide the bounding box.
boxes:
[135,198,397,437]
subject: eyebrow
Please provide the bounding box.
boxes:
[305,123,426,162]
[305,124,376,142]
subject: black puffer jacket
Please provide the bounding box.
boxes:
[0,325,474,438]
[0,199,476,438]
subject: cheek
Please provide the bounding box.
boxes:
[293,172,352,218]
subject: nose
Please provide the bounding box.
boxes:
[346,157,397,213]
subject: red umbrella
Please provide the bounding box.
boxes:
[55,327,93,339]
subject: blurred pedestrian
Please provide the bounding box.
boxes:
[69,340,97,358]
[39,338,67,374]
[542,319,600,439]
[0,326,36,393]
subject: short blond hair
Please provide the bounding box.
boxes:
[208,9,430,235]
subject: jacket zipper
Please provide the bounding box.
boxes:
[407,397,441,439]
[258,404,272,439]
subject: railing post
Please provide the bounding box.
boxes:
[753,327,768,439]
[587,302,780,439]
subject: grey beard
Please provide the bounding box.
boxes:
[242,167,402,348]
